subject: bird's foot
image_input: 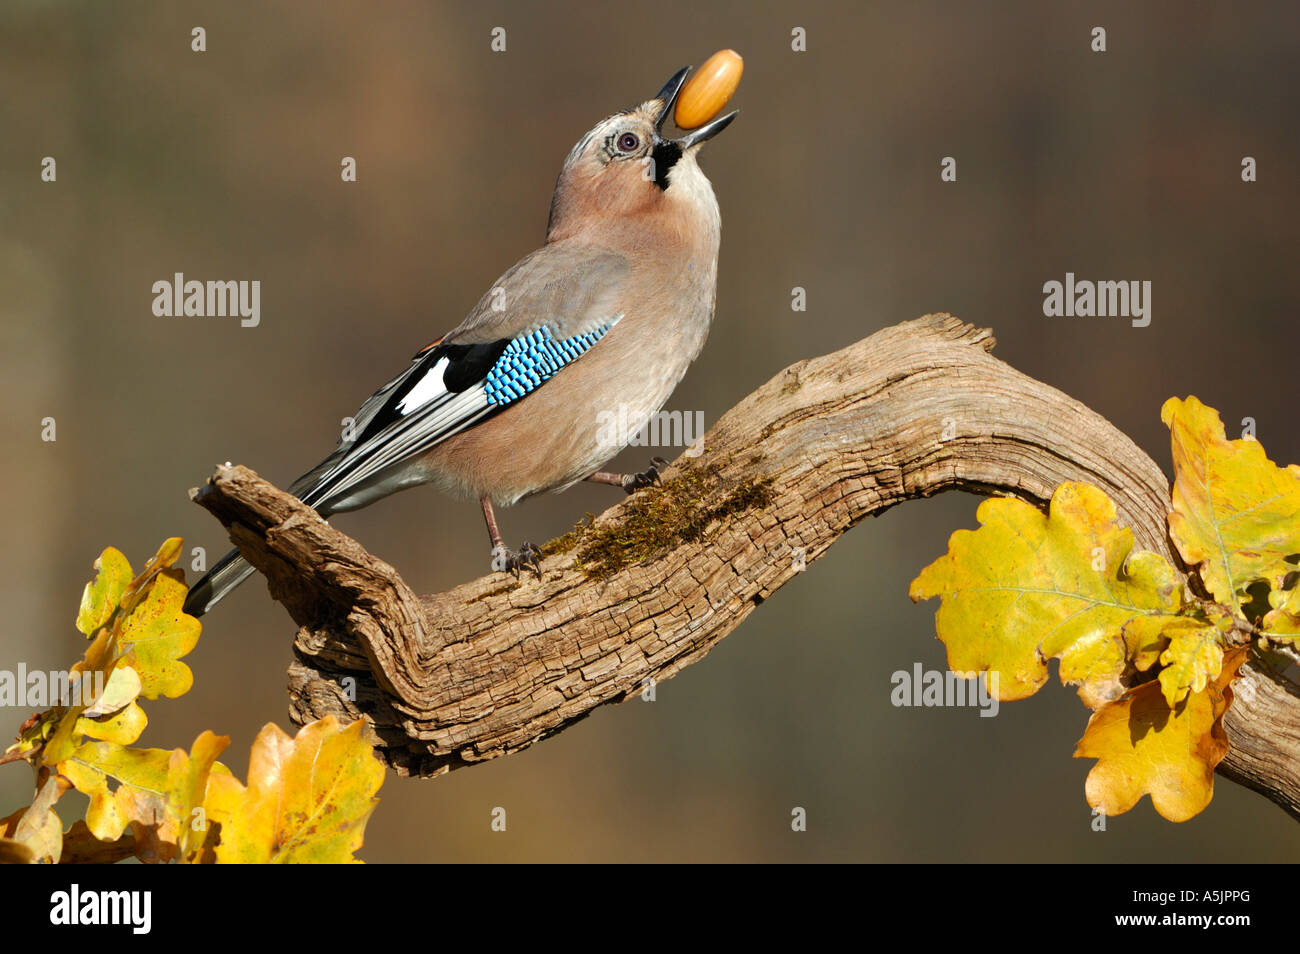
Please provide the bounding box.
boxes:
[491,541,542,579]
[620,457,670,494]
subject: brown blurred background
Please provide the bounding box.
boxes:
[2,0,1298,862]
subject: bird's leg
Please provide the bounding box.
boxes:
[481,495,541,578]
[586,456,670,494]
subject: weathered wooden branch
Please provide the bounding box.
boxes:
[192,313,1300,820]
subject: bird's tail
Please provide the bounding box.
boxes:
[183,547,258,618]
[182,444,350,619]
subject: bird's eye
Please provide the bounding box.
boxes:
[617,132,640,153]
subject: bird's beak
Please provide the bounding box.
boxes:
[652,66,740,149]
[653,67,691,134]
[676,109,738,149]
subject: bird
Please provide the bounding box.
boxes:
[183,65,736,618]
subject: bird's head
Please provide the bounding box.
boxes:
[546,66,737,243]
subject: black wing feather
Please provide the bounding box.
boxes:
[352,339,510,448]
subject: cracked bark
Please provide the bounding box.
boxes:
[191,313,1300,821]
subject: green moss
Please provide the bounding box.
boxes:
[542,461,776,580]
[541,514,596,557]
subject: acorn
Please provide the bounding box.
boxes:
[674,49,743,130]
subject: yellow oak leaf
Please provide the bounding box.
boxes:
[40,540,199,765]
[1163,396,1300,611]
[40,575,140,764]
[1262,585,1300,640]
[205,717,383,864]
[910,482,1184,706]
[1119,615,1176,673]
[59,742,173,842]
[0,776,65,863]
[56,734,228,864]
[167,731,229,863]
[67,627,118,697]
[76,547,133,636]
[1156,617,1227,707]
[44,655,146,765]
[80,664,141,718]
[68,666,147,750]
[41,656,114,767]
[117,537,184,620]
[76,700,148,746]
[1074,649,1246,822]
[118,570,199,699]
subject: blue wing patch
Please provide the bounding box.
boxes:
[483,322,616,406]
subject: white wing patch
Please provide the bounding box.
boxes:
[396,356,451,415]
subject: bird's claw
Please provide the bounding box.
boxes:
[491,541,543,579]
[620,457,670,494]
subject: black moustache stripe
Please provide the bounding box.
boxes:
[651,140,682,191]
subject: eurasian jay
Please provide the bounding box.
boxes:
[184,66,736,617]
